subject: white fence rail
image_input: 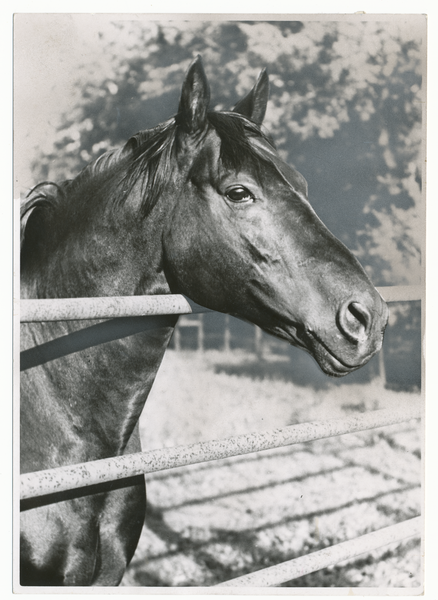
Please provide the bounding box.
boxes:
[20,406,421,501]
[217,518,421,587]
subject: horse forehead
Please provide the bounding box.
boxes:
[192,128,307,198]
[249,137,308,196]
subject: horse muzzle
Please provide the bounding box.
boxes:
[300,294,389,377]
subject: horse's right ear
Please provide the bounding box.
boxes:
[177,56,210,134]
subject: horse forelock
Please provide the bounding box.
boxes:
[207,112,276,173]
[205,111,310,199]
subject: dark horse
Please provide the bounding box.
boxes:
[20,56,388,586]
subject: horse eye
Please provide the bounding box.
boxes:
[226,186,255,203]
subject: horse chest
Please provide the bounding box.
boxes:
[20,320,174,471]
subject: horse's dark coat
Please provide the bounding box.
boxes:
[20,56,388,586]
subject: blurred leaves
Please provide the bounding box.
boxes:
[29,19,423,289]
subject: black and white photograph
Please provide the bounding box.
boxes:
[14,12,426,592]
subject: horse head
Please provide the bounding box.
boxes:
[162,56,389,377]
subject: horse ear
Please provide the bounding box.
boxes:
[177,55,210,134]
[233,69,269,125]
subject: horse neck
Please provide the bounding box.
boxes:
[21,180,178,457]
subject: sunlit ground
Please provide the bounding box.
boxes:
[122,349,422,588]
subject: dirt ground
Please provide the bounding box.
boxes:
[121,350,422,589]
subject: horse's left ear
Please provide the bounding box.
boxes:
[233,69,269,125]
[177,55,210,134]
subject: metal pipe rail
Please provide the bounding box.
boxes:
[19,285,422,322]
[19,294,212,322]
[21,405,421,501]
[217,517,421,587]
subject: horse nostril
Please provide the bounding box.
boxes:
[338,301,371,344]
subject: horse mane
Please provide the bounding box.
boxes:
[20,182,66,251]
[20,111,276,262]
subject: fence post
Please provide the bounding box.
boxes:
[224,314,231,352]
[255,326,263,359]
[198,314,204,352]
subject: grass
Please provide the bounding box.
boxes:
[139,349,420,450]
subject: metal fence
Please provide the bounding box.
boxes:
[19,285,422,586]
